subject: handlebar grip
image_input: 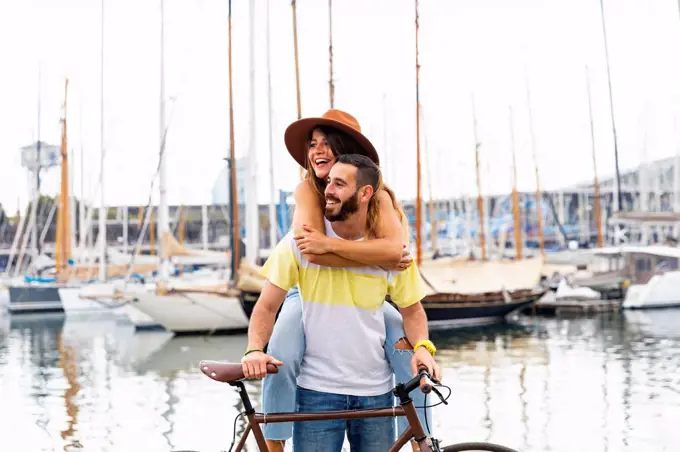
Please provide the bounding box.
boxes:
[419,374,433,394]
[418,367,434,394]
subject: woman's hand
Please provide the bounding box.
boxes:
[383,246,412,272]
[294,225,332,255]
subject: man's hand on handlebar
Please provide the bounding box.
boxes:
[411,347,442,382]
[241,351,283,379]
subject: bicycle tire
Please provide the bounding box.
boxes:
[441,442,519,452]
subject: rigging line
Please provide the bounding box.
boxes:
[121,96,180,287]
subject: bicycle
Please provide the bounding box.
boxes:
[196,360,520,452]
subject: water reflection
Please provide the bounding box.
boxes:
[1,314,66,451]
[57,331,80,445]
[134,334,252,451]
[1,313,680,451]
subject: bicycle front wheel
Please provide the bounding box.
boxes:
[441,442,519,452]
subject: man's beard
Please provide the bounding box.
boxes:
[324,190,359,222]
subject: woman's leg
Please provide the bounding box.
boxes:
[382,302,434,438]
[261,286,305,442]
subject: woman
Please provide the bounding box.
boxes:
[262,109,433,451]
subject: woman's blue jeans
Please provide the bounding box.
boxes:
[262,286,433,441]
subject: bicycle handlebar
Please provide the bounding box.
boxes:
[419,371,434,394]
[402,367,438,396]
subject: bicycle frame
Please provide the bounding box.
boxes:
[228,379,436,452]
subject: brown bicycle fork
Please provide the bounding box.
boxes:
[228,380,439,452]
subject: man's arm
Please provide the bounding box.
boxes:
[398,301,429,346]
[399,301,441,381]
[247,280,288,351]
[242,281,287,379]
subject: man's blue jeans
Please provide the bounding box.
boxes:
[262,286,432,441]
[293,386,394,452]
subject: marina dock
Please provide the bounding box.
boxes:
[524,297,623,316]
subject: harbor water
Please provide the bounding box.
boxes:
[0,310,678,451]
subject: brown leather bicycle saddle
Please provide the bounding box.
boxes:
[199,360,279,383]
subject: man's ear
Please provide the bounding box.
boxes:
[360,185,374,203]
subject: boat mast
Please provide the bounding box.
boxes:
[178,206,185,244]
[639,121,649,216]
[509,105,522,260]
[674,116,680,218]
[598,0,622,212]
[414,0,422,265]
[328,0,335,108]
[158,0,170,282]
[525,75,545,258]
[586,65,604,247]
[122,205,128,253]
[56,78,71,273]
[266,0,277,251]
[292,0,304,180]
[472,94,486,261]
[98,0,107,281]
[31,66,41,269]
[677,3,680,221]
[228,0,240,280]
[149,210,156,255]
[68,145,76,261]
[245,0,259,265]
[382,93,390,182]
[79,133,85,257]
[201,204,208,250]
[77,102,85,257]
[73,101,85,261]
[421,107,437,254]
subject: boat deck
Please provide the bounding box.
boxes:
[524,298,622,316]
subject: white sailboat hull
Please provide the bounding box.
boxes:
[76,282,162,329]
[622,271,680,309]
[131,292,249,334]
[120,303,162,330]
[58,287,116,313]
[3,280,157,322]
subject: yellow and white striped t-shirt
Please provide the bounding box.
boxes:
[261,219,427,396]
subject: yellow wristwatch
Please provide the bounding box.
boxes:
[414,340,436,356]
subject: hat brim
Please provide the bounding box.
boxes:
[284,117,380,169]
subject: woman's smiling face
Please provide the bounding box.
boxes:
[307,128,337,180]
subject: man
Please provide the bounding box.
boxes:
[242,154,441,451]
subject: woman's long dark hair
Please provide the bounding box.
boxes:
[304,126,408,240]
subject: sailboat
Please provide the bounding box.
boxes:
[402,95,544,328]
[4,73,161,315]
[5,2,161,315]
[5,80,117,314]
[53,0,241,329]
[404,11,544,326]
[124,231,247,333]
[126,0,252,334]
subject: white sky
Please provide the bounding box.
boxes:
[0,0,679,212]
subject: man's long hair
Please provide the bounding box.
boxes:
[304,126,408,240]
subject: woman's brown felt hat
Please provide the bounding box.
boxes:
[284,109,380,169]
